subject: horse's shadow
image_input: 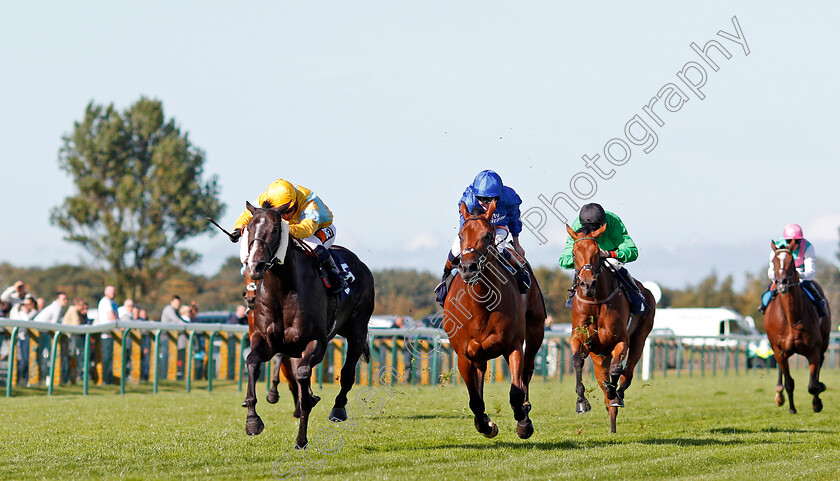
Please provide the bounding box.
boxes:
[709,426,835,435]
[407,439,623,451]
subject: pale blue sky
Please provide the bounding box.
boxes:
[1,2,838,290]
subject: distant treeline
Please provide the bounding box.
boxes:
[2,257,838,332]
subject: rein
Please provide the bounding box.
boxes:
[574,286,621,304]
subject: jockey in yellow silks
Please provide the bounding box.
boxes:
[231,179,349,292]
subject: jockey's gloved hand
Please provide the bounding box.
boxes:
[229,228,242,243]
[599,249,616,259]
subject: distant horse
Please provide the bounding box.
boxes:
[445,201,546,439]
[763,241,831,413]
[241,201,375,448]
[566,224,655,433]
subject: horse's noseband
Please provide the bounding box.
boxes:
[575,263,601,282]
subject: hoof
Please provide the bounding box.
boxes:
[266,390,280,404]
[245,416,265,436]
[483,421,499,439]
[292,406,301,419]
[576,399,591,414]
[329,407,347,422]
[774,393,785,407]
[516,419,534,439]
[813,399,823,413]
[610,396,625,408]
[312,395,321,407]
[788,408,797,414]
[241,400,248,408]
[294,441,308,450]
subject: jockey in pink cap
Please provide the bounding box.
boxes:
[759,223,828,317]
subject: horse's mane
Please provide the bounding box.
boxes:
[578,225,598,235]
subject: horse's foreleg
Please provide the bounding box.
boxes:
[266,353,283,404]
[244,336,270,436]
[291,340,325,449]
[572,344,591,414]
[778,355,796,414]
[590,351,618,433]
[807,351,827,413]
[458,355,496,438]
[331,334,366,422]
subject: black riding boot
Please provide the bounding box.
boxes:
[802,280,828,318]
[315,246,348,294]
[501,249,530,294]
[617,267,645,314]
[435,254,458,307]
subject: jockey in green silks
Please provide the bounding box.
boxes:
[558,203,646,314]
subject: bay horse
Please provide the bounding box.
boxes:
[566,224,655,433]
[241,201,375,449]
[445,201,546,439]
[763,241,831,413]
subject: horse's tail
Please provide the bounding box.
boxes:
[362,342,371,364]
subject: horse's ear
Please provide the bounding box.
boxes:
[273,201,292,216]
[566,224,579,239]
[483,199,497,220]
[592,223,608,239]
[459,202,470,220]
[246,201,257,214]
[770,240,778,252]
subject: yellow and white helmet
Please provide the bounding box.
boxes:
[263,179,298,211]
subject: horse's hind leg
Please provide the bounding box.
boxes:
[458,356,497,438]
[807,350,827,413]
[267,354,300,418]
[330,334,366,422]
[281,356,301,418]
[266,353,282,403]
[244,335,271,436]
[505,347,533,439]
[606,341,627,406]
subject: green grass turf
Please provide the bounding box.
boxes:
[1,368,839,480]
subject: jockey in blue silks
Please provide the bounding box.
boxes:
[435,170,530,306]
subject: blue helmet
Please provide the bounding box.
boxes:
[470,170,503,198]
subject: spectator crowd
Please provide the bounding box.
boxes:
[0,279,247,388]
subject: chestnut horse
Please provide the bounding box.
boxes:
[242,201,375,449]
[445,201,546,439]
[566,224,655,433]
[763,241,831,413]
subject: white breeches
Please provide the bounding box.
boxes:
[450,226,510,257]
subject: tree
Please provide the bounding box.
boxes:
[50,97,224,300]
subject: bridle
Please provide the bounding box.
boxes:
[248,215,291,273]
[773,248,798,294]
[460,216,499,284]
[573,237,602,285]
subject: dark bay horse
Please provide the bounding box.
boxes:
[445,201,546,439]
[242,201,375,448]
[764,241,831,413]
[566,224,655,433]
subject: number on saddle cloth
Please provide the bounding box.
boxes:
[328,249,355,290]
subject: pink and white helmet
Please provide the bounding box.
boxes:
[782,223,804,240]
